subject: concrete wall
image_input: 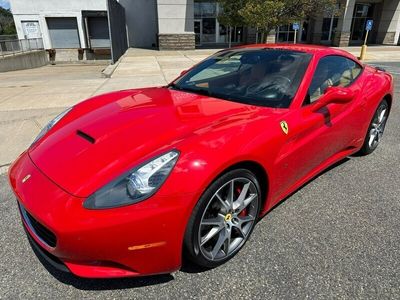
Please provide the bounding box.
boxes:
[9,0,107,49]
[0,50,48,72]
[157,0,195,49]
[376,0,400,44]
[157,0,194,34]
[333,0,356,47]
[119,0,158,48]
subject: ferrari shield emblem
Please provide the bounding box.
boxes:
[280,121,289,135]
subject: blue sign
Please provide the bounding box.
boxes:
[292,23,300,31]
[366,20,373,31]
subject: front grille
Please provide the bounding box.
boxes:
[19,203,57,248]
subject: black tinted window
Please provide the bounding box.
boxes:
[308,56,362,103]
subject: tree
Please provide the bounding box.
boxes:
[218,0,337,44]
[240,0,337,42]
[0,7,16,35]
[239,0,285,42]
[217,0,248,47]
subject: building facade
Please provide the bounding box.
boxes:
[310,0,400,46]
[10,0,400,60]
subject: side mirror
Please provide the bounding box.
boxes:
[312,86,354,111]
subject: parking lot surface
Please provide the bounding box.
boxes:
[0,61,399,299]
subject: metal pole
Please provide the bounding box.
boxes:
[255,27,259,44]
[328,15,334,42]
[364,30,369,45]
[294,29,297,44]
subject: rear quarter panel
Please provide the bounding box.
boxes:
[360,66,394,137]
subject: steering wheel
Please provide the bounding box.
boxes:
[246,75,292,95]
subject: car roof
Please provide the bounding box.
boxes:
[233,43,360,62]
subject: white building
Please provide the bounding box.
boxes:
[9,0,400,62]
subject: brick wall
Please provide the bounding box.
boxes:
[158,34,195,50]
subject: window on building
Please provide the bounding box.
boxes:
[276,24,295,43]
[350,3,374,42]
[194,0,243,45]
[321,17,338,42]
[320,4,340,44]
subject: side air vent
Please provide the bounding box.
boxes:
[77,130,96,144]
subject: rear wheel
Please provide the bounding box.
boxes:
[184,169,261,268]
[358,99,389,155]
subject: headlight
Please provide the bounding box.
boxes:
[32,107,72,145]
[83,150,180,209]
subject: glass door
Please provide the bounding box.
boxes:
[321,16,338,44]
[194,19,202,46]
[351,3,373,44]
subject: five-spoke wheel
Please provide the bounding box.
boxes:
[184,169,261,268]
[359,99,389,155]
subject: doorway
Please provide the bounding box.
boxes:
[194,19,202,46]
[350,3,374,44]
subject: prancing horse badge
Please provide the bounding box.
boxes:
[280,121,289,135]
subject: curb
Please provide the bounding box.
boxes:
[101,62,119,78]
[101,54,125,78]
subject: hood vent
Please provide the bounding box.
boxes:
[76,130,96,144]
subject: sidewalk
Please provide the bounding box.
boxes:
[97,48,218,94]
[336,46,400,62]
[105,46,400,88]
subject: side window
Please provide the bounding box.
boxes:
[306,56,362,104]
[344,59,362,86]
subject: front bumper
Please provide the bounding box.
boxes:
[9,152,193,278]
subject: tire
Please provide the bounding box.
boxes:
[358,99,389,156]
[184,168,261,268]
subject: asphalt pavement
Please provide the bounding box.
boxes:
[0,62,399,299]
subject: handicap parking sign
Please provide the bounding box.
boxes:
[366,20,373,31]
[292,23,300,31]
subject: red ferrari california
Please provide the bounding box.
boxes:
[9,44,393,278]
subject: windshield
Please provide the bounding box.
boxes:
[171,48,312,108]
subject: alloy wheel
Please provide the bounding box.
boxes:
[198,177,259,261]
[368,102,388,150]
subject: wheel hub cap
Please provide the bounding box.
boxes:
[224,213,232,222]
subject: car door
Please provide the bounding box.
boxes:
[273,55,362,198]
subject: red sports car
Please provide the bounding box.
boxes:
[9,44,393,278]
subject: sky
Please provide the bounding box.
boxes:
[0,0,10,9]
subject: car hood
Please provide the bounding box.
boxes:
[29,87,267,197]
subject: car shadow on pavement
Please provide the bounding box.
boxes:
[28,238,174,290]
